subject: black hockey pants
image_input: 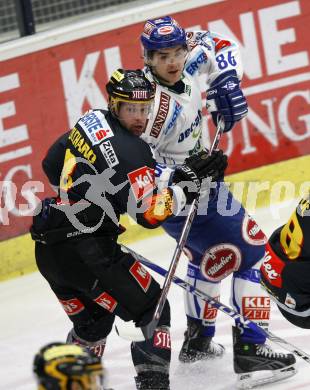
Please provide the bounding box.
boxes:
[35,234,170,340]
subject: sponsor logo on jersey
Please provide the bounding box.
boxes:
[99,140,119,168]
[127,166,155,201]
[165,101,182,134]
[68,127,97,164]
[79,110,114,145]
[200,243,242,282]
[185,50,208,76]
[129,261,151,292]
[203,296,219,320]
[153,329,171,349]
[59,298,85,316]
[154,162,165,178]
[178,110,202,143]
[242,297,270,320]
[242,215,267,246]
[94,292,117,313]
[150,92,170,138]
[261,246,284,288]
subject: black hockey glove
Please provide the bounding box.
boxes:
[173,150,228,203]
[206,69,248,132]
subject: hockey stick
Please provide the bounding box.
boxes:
[121,244,310,365]
[140,120,225,340]
[140,191,198,339]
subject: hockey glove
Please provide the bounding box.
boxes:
[206,69,248,132]
[173,150,228,203]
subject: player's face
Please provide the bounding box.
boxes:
[118,102,153,136]
[149,45,187,85]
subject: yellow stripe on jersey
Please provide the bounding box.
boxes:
[280,209,303,260]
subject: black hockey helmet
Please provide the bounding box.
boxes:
[106,69,155,117]
[33,342,103,389]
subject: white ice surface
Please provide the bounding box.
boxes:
[1,200,310,389]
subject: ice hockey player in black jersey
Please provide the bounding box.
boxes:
[33,342,106,390]
[30,69,228,390]
[261,193,310,328]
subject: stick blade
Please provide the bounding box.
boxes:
[114,319,144,342]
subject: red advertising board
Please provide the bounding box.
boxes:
[0,0,309,240]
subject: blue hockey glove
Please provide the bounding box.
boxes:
[206,69,248,132]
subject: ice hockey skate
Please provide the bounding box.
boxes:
[232,326,297,389]
[179,317,225,363]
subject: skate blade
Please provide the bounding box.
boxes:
[237,364,297,389]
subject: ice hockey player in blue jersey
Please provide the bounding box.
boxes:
[139,15,297,388]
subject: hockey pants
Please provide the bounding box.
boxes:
[163,183,270,344]
[35,234,171,373]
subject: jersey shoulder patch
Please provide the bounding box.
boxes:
[186,31,212,51]
[78,110,114,146]
[208,31,235,53]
